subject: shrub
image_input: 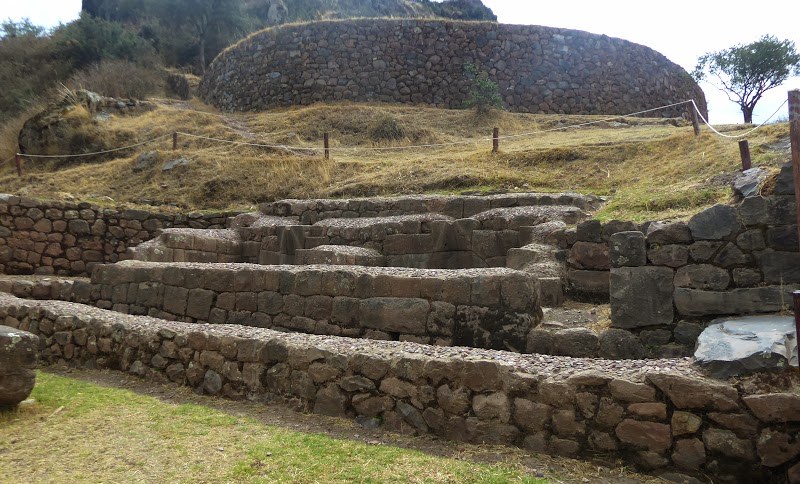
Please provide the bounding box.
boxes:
[463,63,505,115]
[166,72,191,100]
[68,60,162,99]
[368,115,406,142]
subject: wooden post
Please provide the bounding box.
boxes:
[492,127,499,153]
[14,154,21,177]
[172,132,178,151]
[738,140,752,171]
[689,104,700,137]
[323,132,330,160]
[790,90,800,251]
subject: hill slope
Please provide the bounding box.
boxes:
[0,98,790,221]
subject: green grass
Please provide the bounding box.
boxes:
[0,372,547,483]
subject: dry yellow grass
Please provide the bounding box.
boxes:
[0,99,790,221]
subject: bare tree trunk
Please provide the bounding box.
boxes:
[742,105,754,124]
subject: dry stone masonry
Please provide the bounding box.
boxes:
[201,19,708,117]
[0,194,237,277]
[2,293,798,482]
[0,324,39,407]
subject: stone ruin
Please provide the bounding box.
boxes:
[0,177,799,482]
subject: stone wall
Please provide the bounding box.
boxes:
[88,260,542,352]
[552,163,799,351]
[0,195,238,277]
[201,19,707,118]
[3,293,798,482]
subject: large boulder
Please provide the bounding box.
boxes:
[0,325,39,408]
[695,316,798,378]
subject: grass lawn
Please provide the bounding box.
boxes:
[0,371,548,483]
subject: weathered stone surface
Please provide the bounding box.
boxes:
[313,384,348,417]
[673,264,729,291]
[647,373,738,411]
[732,268,761,287]
[743,393,800,423]
[757,429,800,467]
[713,243,750,268]
[688,204,741,240]
[569,241,610,270]
[695,316,798,377]
[646,221,692,245]
[615,419,671,452]
[628,402,667,420]
[513,398,551,432]
[647,244,689,268]
[731,167,770,200]
[359,297,429,335]
[673,321,704,345]
[608,379,656,403]
[702,428,756,461]
[552,327,599,357]
[610,267,674,329]
[566,270,610,300]
[671,411,702,436]
[525,329,554,355]
[775,162,796,195]
[609,231,646,268]
[674,286,800,317]
[472,392,510,423]
[672,438,706,471]
[598,329,646,360]
[759,251,800,284]
[688,241,723,263]
[0,325,39,407]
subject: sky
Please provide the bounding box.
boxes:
[4,0,799,124]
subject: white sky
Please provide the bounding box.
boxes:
[5,0,799,124]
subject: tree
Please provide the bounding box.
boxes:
[161,0,248,74]
[463,62,504,115]
[692,35,800,123]
[1,18,47,38]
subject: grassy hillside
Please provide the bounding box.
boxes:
[0,99,790,222]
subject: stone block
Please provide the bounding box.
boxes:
[615,419,671,452]
[610,266,674,329]
[743,393,800,423]
[569,241,610,270]
[673,264,730,290]
[598,328,645,359]
[646,221,693,245]
[552,328,599,357]
[647,244,688,268]
[566,270,609,301]
[688,204,741,240]
[359,297,429,335]
[609,231,646,268]
[674,285,800,317]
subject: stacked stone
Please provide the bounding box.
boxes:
[3,293,798,481]
[89,260,542,352]
[0,195,238,277]
[261,192,601,224]
[201,19,707,118]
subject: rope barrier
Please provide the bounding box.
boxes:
[690,99,787,139]
[8,98,787,161]
[16,134,172,159]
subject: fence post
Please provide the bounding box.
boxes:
[738,140,751,171]
[689,103,700,137]
[790,90,800,253]
[492,127,499,153]
[14,154,21,177]
[324,132,330,160]
[173,132,178,151]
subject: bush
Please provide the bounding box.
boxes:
[368,115,406,142]
[53,13,158,69]
[166,72,191,100]
[68,60,162,99]
[463,63,505,115]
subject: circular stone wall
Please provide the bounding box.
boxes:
[201,19,708,118]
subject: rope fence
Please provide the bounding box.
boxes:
[6,97,791,176]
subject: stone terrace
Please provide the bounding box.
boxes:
[3,292,798,482]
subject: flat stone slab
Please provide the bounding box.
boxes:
[695,315,799,378]
[313,213,452,229]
